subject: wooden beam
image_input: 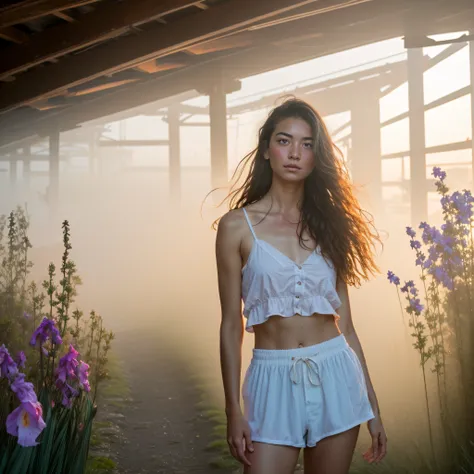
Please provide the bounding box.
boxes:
[0,0,472,149]
[382,140,472,160]
[53,11,75,22]
[0,26,29,44]
[0,0,327,111]
[0,0,100,28]
[0,0,200,81]
[98,139,169,147]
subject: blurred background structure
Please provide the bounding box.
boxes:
[1,1,474,472]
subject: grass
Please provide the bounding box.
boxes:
[85,456,116,474]
[85,349,131,474]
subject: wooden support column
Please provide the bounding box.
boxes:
[470,34,474,191]
[89,132,97,175]
[168,105,181,204]
[350,86,382,214]
[22,146,31,184]
[9,154,17,184]
[49,129,60,211]
[407,47,427,227]
[209,78,228,191]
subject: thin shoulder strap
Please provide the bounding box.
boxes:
[242,208,257,240]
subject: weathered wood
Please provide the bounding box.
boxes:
[98,140,169,147]
[407,47,427,226]
[0,26,28,44]
[0,0,323,111]
[470,35,474,189]
[0,0,200,80]
[0,0,100,28]
[0,0,473,149]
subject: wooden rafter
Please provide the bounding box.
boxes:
[0,0,201,80]
[0,26,29,44]
[0,0,332,112]
[0,0,473,150]
[0,0,100,28]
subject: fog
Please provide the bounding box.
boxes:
[1,139,468,466]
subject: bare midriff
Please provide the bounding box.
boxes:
[253,312,341,350]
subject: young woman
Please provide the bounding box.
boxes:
[214,98,387,474]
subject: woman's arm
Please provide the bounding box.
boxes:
[215,211,254,467]
[336,275,388,464]
[335,276,380,417]
[216,211,245,415]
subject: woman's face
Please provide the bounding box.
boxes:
[264,117,315,182]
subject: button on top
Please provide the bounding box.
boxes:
[295,295,300,299]
[297,281,302,285]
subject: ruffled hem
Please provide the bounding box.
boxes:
[244,295,341,333]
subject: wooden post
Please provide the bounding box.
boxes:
[350,86,382,214]
[209,77,228,191]
[470,35,474,191]
[168,105,181,205]
[49,129,60,212]
[9,154,17,184]
[407,47,427,227]
[22,146,31,184]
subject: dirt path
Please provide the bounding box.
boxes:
[96,327,232,474]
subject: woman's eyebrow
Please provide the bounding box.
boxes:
[275,132,313,140]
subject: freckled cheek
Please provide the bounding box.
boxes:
[268,145,288,164]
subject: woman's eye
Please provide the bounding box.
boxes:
[303,142,313,149]
[277,138,289,145]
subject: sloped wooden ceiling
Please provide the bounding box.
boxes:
[0,0,473,152]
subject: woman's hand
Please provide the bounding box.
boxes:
[226,411,254,466]
[363,414,387,464]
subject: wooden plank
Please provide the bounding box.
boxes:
[98,139,169,147]
[0,0,200,80]
[0,26,29,44]
[0,0,472,149]
[0,0,100,28]
[0,0,325,111]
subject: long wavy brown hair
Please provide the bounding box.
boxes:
[211,97,383,287]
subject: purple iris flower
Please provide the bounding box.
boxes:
[30,318,62,347]
[76,361,91,393]
[16,351,26,369]
[10,373,38,403]
[0,345,18,379]
[6,401,46,447]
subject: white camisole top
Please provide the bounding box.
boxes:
[241,207,342,333]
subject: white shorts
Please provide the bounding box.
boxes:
[242,334,375,448]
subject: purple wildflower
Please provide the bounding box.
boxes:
[0,345,18,379]
[10,373,37,403]
[409,297,424,313]
[76,361,91,393]
[56,345,79,384]
[415,254,426,267]
[400,280,415,293]
[406,226,416,238]
[56,345,81,407]
[432,166,446,181]
[23,311,31,320]
[410,240,422,250]
[387,270,400,285]
[30,318,62,347]
[423,258,433,269]
[6,401,46,447]
[16,351,26,369]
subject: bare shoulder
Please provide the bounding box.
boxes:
[217,208,246,236]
